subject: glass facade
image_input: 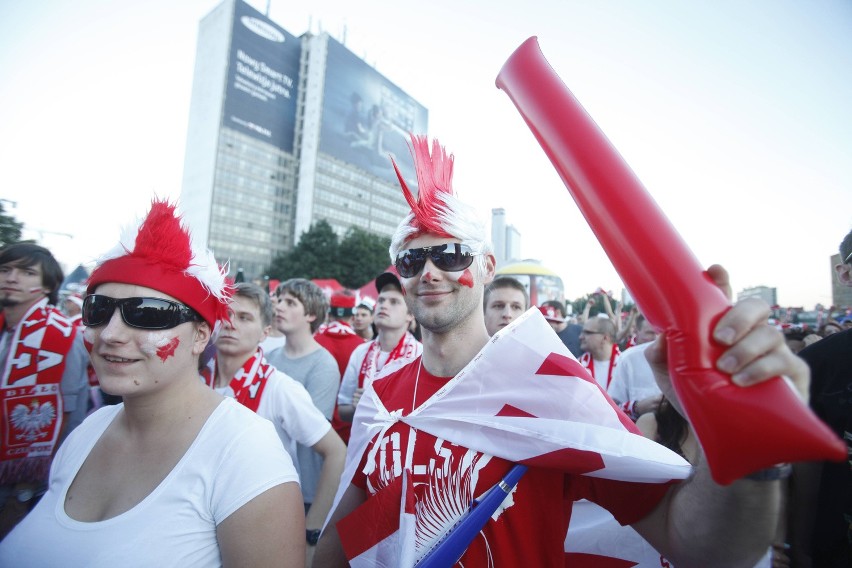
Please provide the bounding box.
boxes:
[183,3,425,282]
[207,127,297,278]
[310,154,411,238]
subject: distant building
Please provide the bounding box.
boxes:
[496,259,564,307]
[490,208,522,268]
[737,285,778,306]
[181,0,427,279]
[831,253,852,308]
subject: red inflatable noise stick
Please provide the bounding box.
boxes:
[496,37,845,485]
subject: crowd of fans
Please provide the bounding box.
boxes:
[0,137,848,567]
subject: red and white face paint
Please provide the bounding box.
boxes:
[399,235,485,335]
[141,332,181,362]
[457,268,474,289]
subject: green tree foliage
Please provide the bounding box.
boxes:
[337,227,391,288]
[266,220,390,288]
[267,220,339,281]
[0,202,23,248]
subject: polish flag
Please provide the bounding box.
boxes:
[337,470,416,567]
[327,308,691,566]
[564,499,671,567]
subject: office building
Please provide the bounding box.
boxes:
[181,0,427,278]
[490,207,522,268]
[737,285,778,306]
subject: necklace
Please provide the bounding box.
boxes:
[411,358,423,412]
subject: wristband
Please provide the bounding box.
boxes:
[306,529,321,546]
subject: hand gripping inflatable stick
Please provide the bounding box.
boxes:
[496,37,845,484]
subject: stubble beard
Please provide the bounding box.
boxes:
[409,287,480,336]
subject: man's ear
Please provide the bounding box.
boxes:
[835,263,852,287]
[192,322,212,355]
[482,253,497,285]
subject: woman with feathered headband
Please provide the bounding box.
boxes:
[0,201,306,567]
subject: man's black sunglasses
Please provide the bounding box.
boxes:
[394,243,477,278]
[82,295,201,330]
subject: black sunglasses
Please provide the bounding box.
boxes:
[82,295,201,330]
[394,243,477,278]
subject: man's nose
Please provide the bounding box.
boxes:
[420,257,442,281]
[99,308,129,341]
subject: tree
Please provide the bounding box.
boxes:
[267,219,340,281]
[0,202,23,248]
[336,227,391,288]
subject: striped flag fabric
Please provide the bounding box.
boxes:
[327,307,691,566]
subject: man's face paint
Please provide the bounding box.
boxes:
[141,332,180,362]
[458,269,474,288]
[156,337,180,362]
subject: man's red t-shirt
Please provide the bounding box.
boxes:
[350,358,670,566]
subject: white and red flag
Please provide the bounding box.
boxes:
[328,308,691,566]
[565,499,672,567]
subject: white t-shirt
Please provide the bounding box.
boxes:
[0,399,298,568]
[259,334,286,354]
[607,343,661,406]
[337,338,422,406]
[337,341,386,406]
[217,368,331,466]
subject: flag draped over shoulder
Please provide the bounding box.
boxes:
[328,308,691,566]
[564,499,670,567]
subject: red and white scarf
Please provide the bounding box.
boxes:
[0,298,77,483]
[357,332,421,391]
[200,348,273,413]
[580,343,621,389]
[316,320,358,337]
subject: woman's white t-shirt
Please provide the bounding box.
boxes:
[0,398,298,567]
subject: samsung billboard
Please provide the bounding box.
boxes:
[223,0,301,152]
[319,37,428,185]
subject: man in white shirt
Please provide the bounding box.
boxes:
[205,282,345,557]
[608,314,663,420]
[579,315,620,390]
[336,272,422,433]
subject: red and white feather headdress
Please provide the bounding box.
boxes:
[87,200,231,327]
[389,135,491,267]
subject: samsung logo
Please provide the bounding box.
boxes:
[240,16,285,43]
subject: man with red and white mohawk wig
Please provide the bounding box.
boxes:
[0,199,306,567]
[315,136,809,568]
[389,135,493,275]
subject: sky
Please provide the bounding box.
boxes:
[1,0,850,309]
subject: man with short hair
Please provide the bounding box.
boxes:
[314,135,808,567]
[203,282,346,558]
[608,314,663,420]
[0,243,89,539]
[352,299,376,341]
[579,315,621,390]
[336,272,422,442]
[789,228,852,566]
[540,299,583,357]
[266,279,341,517]
[483,276,528,336]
